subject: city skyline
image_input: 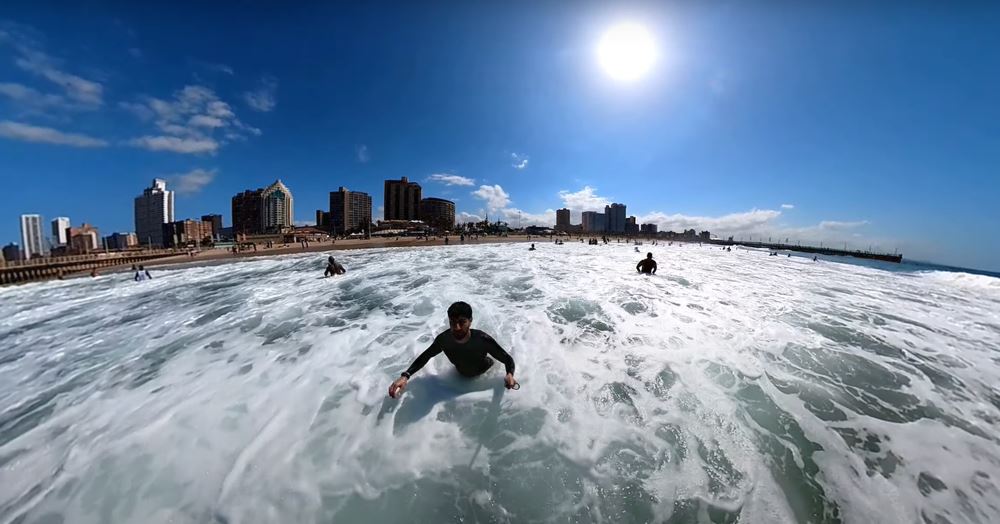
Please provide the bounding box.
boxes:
[1,5,998,271]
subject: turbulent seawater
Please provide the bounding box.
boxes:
[1,242,999,524]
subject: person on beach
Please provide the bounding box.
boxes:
[134,265,152,281]
[388,301,517,398]
[324,256,346,277]
[636,252,657,274]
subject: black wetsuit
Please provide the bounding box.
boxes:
[403,329,515,377]
[637,258,657,274]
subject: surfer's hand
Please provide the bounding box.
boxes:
[504,373,518,390]
[389,377,408,399]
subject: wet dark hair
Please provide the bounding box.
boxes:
[647,252,653,258]
[447,301,473,319]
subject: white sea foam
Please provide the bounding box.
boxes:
[1,242,998,523]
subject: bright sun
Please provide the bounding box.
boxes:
[597,23,657,82]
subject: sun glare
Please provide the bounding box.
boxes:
[597,22,657,82]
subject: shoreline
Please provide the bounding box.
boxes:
[137,234,541,273]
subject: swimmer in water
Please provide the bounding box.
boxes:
[636,252,657,274]
[389,301,517,398]
[324,256,346,277]
[529,243,535,251]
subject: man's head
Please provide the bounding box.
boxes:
[647,252,653,259]
[447,301,473,340]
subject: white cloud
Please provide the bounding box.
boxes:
[781,204,795,209]
[171,168,217,194]
[123,85,257,154]
[128,135,218,154]
[356,144,370,163]
[428,173,475,186]
[557,186,612,219]
[472,184,511,211]
[458,212,483,224]
[0,120,107,147]
[511,152,529,170]
[819,220,869,230]
[243,76,277,112]
[206,63,234,75]
[0,82,65,111]
[14,49,103,106]
[498,207,556,227]
[636,209,782,234]
[375,205,384,221]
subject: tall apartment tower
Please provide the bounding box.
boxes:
[581,211,606,233]
[134,179,175,247]
[261,180,294,232]
[384,177,422,221]
[605,203,626,234]
[51,217,70,246]
[330,187,373,235]
[556,208,571,230]
[19,214,46,260]
[232,189,264,235]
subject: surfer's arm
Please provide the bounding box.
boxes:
[652,261,657,274]
[402,341,443,377]
[482,334,515,375]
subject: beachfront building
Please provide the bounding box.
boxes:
[582,211,606,233]
[418,197,456,232]
[626,216,638,235]
[232,189,264,235]
[67,224,100,254]
[2,243,20,263]
[134,179,175,247]
[201,214,223,239]
[163,219,214,248]
[19,214,46,260]
[605,203,626,234]
[262,180,294,233]
[51,217,70,247]
[329,187,373,235]
[556,208,571,231]
[640,223,658,235]
[384,177,422,221]
[104,232,138,250]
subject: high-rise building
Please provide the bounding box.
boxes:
[605,203,626,234]
[200,214,223,239]
[581,211,606,233]
[262,180,294,232]
[316,210,328,229]
[51,217,70,247]
[67,224,100,254]
[104,232,138,250]
[419,197,456,231]
[384,177,422,221]
[330,187,373,234]
[556,208,571,230]
[625,216,638,235]
[232,189,264,235]
[19,214,46,260]
[640,223,658,235]
[134,179,175,247]
[2,243,20,262]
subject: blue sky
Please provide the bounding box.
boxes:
[1,3,998,271]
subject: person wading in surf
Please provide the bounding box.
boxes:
[388,301,517,398]
[636,252,657,274]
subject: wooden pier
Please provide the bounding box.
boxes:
[707,239,902,263]
[0,250,185,286]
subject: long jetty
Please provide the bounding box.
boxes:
[707,239,902,263]
[0,250,185,286]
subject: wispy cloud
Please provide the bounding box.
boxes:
[0,120,107,147]
[122,85,258,154]
[781,203,795,209]
[428,173,475,186]
[206,62,234,75]
[819,220,869,230]
[472,184,511,211]
[458,211,483,224]
[128,47,142,59]
[557,186,612,222]
[0,24,103,111]
[171,168,217,194]
[243,76,277,112]
[511,152,529,170]
[356,144,370,163]
[636,209,782,234]
[128,135,218,154]
[0,82,65,112]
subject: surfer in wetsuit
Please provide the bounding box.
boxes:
[324,256,346,277]
[388,301,517,398]
[636,252,657,274]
